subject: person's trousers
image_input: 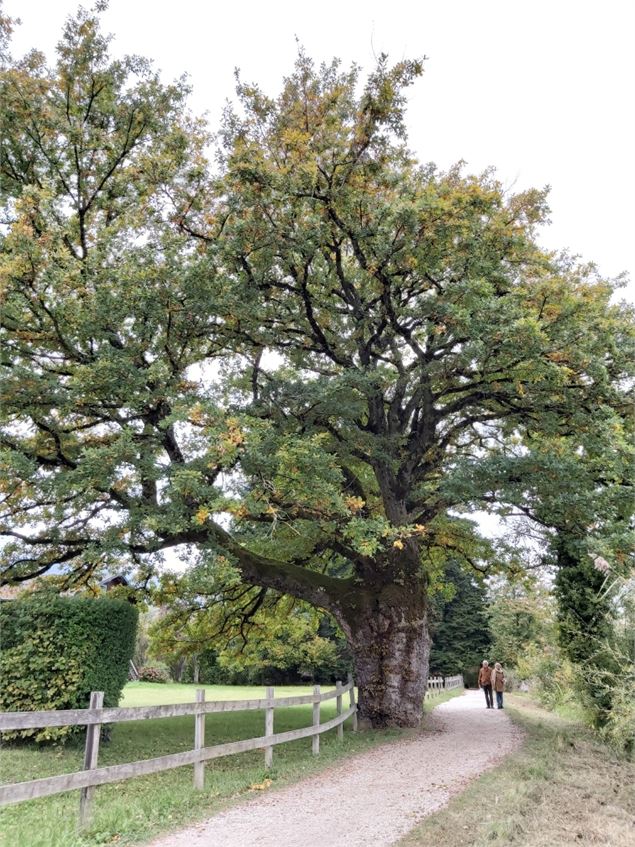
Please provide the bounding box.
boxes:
[496,690,504,709]
[482,684,493,708]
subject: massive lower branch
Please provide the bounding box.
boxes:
[199,522,355,614]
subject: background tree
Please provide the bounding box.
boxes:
[486,573,579,711]
[1,10,633,726]
[459,398,634,732]
[428,559,490,685]
[150,562,352,685]
[487,576,555,669]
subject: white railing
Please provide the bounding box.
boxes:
[425,673,464,699]
[0,677,357,827]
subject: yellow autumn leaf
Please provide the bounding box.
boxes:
[189,404,205,425]
[344,495,365,513]
[194,506,210,525]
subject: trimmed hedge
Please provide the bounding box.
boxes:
[0,593,138,742]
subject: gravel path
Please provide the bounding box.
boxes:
[145,690,523,847]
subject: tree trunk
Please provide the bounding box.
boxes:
[170,657,186,683]
[337,579,431,728]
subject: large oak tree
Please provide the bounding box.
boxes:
[2,10,633,726]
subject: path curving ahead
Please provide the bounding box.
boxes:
[145,690,523,847]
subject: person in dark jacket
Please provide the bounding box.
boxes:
[478,660,493,708]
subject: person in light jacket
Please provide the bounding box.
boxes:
[477,660,493,708]
[490,662,506,709]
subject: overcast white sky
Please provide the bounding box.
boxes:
[6,0,635,303]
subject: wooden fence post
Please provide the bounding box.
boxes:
[336,680,343,741]
[312,685,320,755]
[264,686,274,770]
[79,691,103,829]
[193,688,205,789]
[348,673,358,731]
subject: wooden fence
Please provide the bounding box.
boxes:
[1,672,463,827]
[425,674,464,699]
[0,677,358,827]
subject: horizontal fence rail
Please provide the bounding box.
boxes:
[0,686,349,731]
[0,677,358,828]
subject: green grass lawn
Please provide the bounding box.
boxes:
[120,680,334,706]
[1,681,406,847]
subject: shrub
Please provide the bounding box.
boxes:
[501,668,520,692]
[599,673,635,755]
[514,643,578,710]
[0,592,138,743]
[578,633,635,755]
[138,663,171,683]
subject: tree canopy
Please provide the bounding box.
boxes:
[1,8,633,726]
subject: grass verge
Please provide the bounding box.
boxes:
[423,688,463,712]
[1,681,406,847]
[398,693,635,847]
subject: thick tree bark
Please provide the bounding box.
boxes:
[206,522,432,727]
[336,578,430,728]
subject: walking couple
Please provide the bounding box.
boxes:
[478,660,505,709]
